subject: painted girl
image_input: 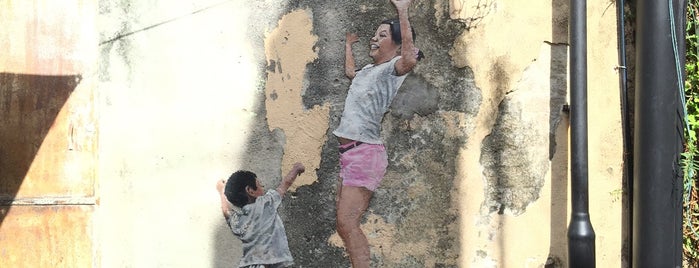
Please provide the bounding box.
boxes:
[333,0,422,267]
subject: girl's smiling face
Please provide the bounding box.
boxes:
[369,24,400,64]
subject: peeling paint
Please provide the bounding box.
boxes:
[480,44,567,216]
[264,9,330,189]
[328,212,453,267]
[451,0,622,266]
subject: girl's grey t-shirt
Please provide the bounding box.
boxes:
[333,56,407,144]
[227,190,293,267]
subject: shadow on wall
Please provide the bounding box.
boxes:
[213,221,241,268]
[0,73,80,226]
[548,113,569,268]
[546,0,570,267]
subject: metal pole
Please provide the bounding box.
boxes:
[567,0,596,266]
[615,0,633,266]
[632,0,685,267]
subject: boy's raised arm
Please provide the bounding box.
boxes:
[392,0,417,76]
[276,163,305,197]
[217,179,232,219]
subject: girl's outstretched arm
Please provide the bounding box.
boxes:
[392,0,417,76]
[345,32,359,79]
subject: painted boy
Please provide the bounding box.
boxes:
[216,163,305,268]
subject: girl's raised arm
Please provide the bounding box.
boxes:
[345,32,359,79]
[392,0,417,76]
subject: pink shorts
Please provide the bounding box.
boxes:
[338,141,388,191]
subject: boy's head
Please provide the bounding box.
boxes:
[224,170,265,208]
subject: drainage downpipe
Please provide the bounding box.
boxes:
[633,0,686,266]
[615,0,632,265]
[567,0,596,267]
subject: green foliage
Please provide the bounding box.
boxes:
[684,1,699,266]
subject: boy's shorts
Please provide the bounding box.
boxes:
[338,141,388,191]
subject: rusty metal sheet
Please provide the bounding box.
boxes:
[0,2,98,266]
[0,1,97,75]
[0,0,97,201]
[0,205,95,267]
[0,73,96,200]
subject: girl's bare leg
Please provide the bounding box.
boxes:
[336,185,373,268]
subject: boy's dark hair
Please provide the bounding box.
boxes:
[381,18,424,61]
[224,170,258,208]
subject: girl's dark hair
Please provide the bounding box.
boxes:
[381,18,424,61]
[224,170,258,208]
[381,18,416,44]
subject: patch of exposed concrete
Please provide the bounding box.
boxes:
[480,44,568,216]
[390,74,439,120]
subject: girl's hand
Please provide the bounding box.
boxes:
[391,0,412,10]
[346,32,359,45]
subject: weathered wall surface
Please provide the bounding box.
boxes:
[0,1,98,267]
[1,0,623,267]
[449,1,623,267]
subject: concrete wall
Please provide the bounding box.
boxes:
[1,0,624,267]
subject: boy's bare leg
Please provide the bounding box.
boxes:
[336,185,373,268]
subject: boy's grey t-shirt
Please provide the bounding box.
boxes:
[333,56,407,144]
[227,190,293,268]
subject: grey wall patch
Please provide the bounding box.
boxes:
[480,44,568,216]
